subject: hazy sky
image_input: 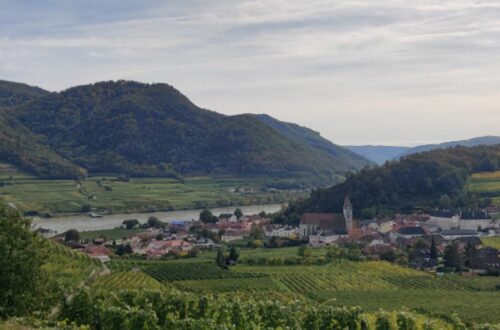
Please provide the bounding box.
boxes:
[1,0,499,146]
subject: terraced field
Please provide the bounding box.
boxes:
[467,171,500,205]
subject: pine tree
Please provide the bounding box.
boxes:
[216,248,227,269]
[430,236,438,260]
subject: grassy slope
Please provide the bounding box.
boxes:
[467,171,500,205]
[0,163,305,214]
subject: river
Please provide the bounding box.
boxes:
[31,204,283,233]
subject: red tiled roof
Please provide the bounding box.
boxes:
[301,213,347,232]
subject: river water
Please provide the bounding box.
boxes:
[31,204,283,233]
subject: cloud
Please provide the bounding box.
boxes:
[1,0,499,145]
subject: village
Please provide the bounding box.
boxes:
[49,197,500,275]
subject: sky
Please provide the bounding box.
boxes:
[1,0,499,146]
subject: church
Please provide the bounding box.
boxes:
[299,196,353,242]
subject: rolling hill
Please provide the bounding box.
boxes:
[398,136,500,158]
[284,144,500,218]
[345,145,410,164]
[0,80,371,182]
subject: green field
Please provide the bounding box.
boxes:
[0,163,306,214]
[467,171,500,205]
[482,236,500,249]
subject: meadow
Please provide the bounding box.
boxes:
[0,163,305,214]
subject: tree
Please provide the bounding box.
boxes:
[443,242,462,271]
[147,216,163,229]
[379,250,397,263]
[216,248,227,269]
[298,245,307,257]
[64,229,80,242]
[438,194,451,209]
[124,244,134,254]
[430,236,438,260]
[0,207,53,317]
[234,208,243,219]
[199,209,217,224]
[122,219,140,229]
[249,224,264,239]
[227,247,239,264]
[116,244,126,256]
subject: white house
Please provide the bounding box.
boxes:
[428,210,460,230]
[309,231,347,247]
[264,225,299,239]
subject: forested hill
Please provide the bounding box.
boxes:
[0,80,48,107]
[397,136,500,158]
[286,145,500,218]
[1,80,370,181]
[254,114,373,172]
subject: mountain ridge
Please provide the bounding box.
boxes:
[0,80,371,182]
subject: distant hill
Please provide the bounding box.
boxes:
[0,80,370,182]
[254,114,373,172]
[398,136,500,158]
[345,145,410,165]
[283,144,500,219]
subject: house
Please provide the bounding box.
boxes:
[221,233,244,242]
[428,210,460,230]
[264,225,299,239]
[378,220,396,234]
[84,245,110,263]
[299,196,353,240]
[309,231,347,247]
[469,247,500,274]
[195,238,215,249]
[459,211,495,231]
[145,239,193,258]
[440,229,478,240]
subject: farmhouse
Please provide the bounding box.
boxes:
[299,196,353,240]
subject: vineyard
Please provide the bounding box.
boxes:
[234,261,500,295]
[91,271,163,291]
[39,238,102,287]
[144,262,266,282]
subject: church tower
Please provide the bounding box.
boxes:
[343,196,353,232]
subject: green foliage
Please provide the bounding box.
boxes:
[64,229,80,242]
[0,208,57,318]
[216,249,228,270]
[59,289,470,329]
[288,145,500,216]
[234,207,243,219]
[143,262,263,281]
[199,209,217,224]
[444,242,463,271]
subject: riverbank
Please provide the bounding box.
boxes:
[32,204,283,233]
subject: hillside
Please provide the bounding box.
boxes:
[254,114,373,172]
[285,145,500,217]
[1,80,368,182]
[0,80,48,107]
[397,136,500,158]
[345,145,410,164]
